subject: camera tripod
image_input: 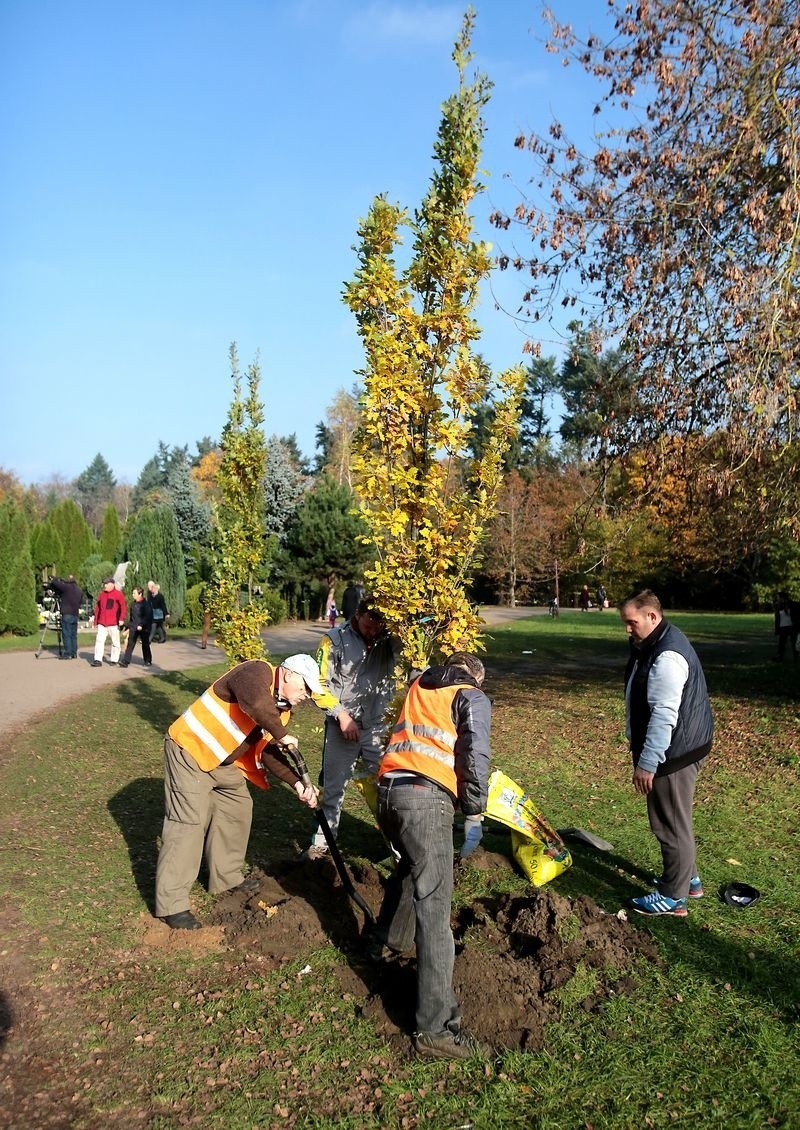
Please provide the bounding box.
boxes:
[35,594,63,658]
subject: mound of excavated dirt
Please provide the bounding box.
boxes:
[202,849,659,1053]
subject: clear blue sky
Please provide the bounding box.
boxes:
[1,1,608,485]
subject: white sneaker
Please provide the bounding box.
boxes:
[300,845,329,862]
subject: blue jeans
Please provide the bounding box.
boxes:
[61,614,78,657]
[375,777,460,1036]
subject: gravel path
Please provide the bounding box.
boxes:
[1,607,539,744]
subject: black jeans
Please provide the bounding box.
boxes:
[123,628,152,665]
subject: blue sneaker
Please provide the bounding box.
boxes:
[631,890,688,917]
[654,875,704,899]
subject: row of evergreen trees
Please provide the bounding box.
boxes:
[0,493,187,637]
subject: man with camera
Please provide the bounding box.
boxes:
[46,575,84,659]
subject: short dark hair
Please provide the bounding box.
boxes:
[356,597,384,620]
[619,589,662,614]
[444,652,485,684]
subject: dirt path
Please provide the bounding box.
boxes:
[0,607,540,745]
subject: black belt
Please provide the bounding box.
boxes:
[379,774,448,796]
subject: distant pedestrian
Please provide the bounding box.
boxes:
[92,578,127,667]
[341,580,366,621]
[774,591,799,661]
[47,574,83,659]
[597,584,608,611]
[579,585,591,611]
[200,583,212,649]
[328,601,338,627]
[147,581,168,643]
[119,587,153,668]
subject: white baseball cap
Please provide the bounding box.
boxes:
[281,654,324,696]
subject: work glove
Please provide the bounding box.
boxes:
[460,815,484,859]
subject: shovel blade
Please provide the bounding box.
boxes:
[557,827,614,853]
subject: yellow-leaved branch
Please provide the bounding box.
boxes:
[344,10,525,669]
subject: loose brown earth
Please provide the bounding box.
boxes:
[1,848,659,1127]
[150,848,657,1054]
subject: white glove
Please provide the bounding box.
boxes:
[460,815,483,859]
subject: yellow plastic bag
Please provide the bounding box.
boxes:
[352,766,378,818]
[485,770,572,887]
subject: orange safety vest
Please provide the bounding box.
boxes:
[379,678,471,798]
[168,673,289,791]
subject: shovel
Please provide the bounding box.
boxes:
[557,827,615,853]
[284,744,376,928]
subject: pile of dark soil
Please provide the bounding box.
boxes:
[208,848,659,1053]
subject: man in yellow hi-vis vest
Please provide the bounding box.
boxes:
[155,654,336,929]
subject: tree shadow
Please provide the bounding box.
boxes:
[113,670,212,738]
[549,841,800,1023]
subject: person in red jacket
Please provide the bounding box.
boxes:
[92,578,127,667]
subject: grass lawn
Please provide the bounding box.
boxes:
[1,611,798,1128]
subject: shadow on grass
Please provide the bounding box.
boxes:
[113,669,215,737]
[108,776,165,913]
[555,843,800,1023]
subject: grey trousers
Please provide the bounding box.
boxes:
[647,759,703,900]
[374,778,461,1036]
[310,719,384,847]
[154,736,252,917]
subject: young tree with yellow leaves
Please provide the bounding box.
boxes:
[344,11,525,669]
[207,344,270,663]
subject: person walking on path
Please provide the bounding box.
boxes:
[154,654,331,930]
[147,581,168,643]
[341,580,365,622]
[47,575,83,659]
[303,598,401,860]
[774,591,799,661]
[92,578,127,667]
[368,652,492,1061]
[199,582,212,649]
[619,589,713,918]
[119,587,153,668]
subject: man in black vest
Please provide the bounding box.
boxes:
[619,590,713,917]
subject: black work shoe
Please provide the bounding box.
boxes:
[228,875,260,895]
[162,910,202,930]
[414,1028,490,1061]
[118,661,129,668]
[91,660,102,667]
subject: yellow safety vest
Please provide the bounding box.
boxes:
[168,675,289,792]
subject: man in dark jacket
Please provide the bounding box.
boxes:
[119,586,153,668]
[619,590,713,917]
[47,575,83,659]
[369,652,491,1061]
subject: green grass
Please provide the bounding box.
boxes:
[2,615,799,1128]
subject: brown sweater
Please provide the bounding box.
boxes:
[213,660,297,786]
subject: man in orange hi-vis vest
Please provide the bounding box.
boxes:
[369,652,492,1062]
[155,654,336,929]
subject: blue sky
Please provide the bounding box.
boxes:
[1,1,608,485]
